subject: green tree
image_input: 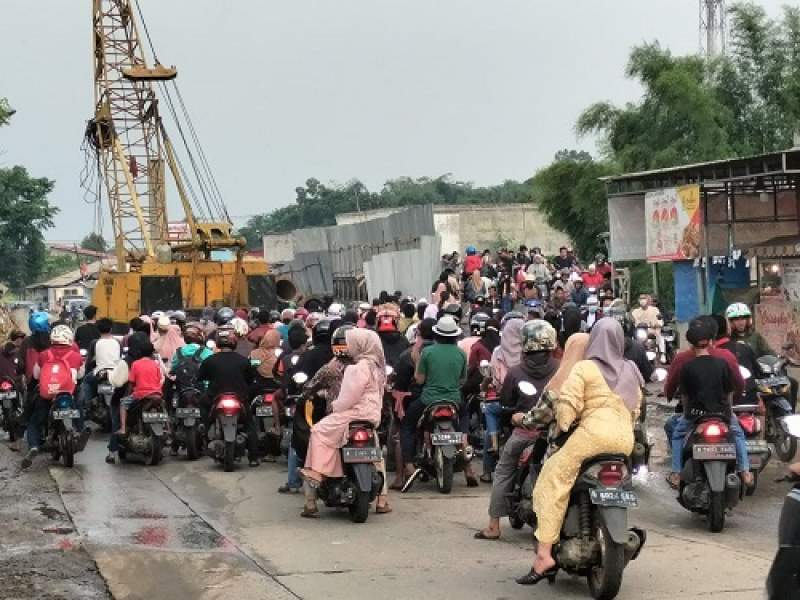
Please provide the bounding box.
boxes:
[532,150,614,260]
[0,166,58,289]
[80,232,107,253]
[0,98,13,128]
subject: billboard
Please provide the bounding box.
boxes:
[645,184,702,262]
[167,221,191,242]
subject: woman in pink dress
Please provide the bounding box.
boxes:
[300,328,389,512]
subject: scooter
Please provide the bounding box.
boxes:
[170,387,204,460]
[315,421,384,523]
[86,369,114,432]
[116,394,168,466]
[755,355,797,462]
[47,393,86,468]
[207,392,248,472]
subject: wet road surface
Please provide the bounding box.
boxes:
[4,398,790,600]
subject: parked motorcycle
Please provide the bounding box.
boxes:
[116,394,167,466]
[315,421,384,523]
[86,369,114,432]
[402,400,471,494]
[170,387,204,460]
[677,415,742,532]
[0,376,22,442]
[755,355,797,462]
[208,392,249,471]
[532,414,646,599]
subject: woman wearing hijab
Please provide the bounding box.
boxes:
[299,329,389,515]
[154,322,184,365]
[518,319,642,585]
[250,330,282,392]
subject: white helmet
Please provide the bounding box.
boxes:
[725,303,751,319]
[50,324,74,346]
[327,302,344,318]
[151,310,165,321]
[230,317,250,337]
[157,315,171,331]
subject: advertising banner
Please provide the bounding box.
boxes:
[645,184,702,262]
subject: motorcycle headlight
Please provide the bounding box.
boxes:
[635,329,648,341]
[663,335,675,342]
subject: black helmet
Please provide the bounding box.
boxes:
[268,310,281,323]
[606,300,633,337]
[184,322,205,345]
[473,295,486,306]
[314,318,334,339]
[215,307,235,326]
[215,326,238,350]
[469,312,490,336]
[332,324,354,357]
[442,303,462,321]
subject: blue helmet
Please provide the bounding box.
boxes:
[29,311,50,334]
[465,246,477,256]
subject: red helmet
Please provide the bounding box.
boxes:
[295,307,310,321]
[376,309,399,333]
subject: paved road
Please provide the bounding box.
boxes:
[7,401,791,600]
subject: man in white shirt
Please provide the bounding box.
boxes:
[77,317,121,418]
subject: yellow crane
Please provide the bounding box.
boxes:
[85,0,284,323]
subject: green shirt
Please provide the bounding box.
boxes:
[418,343,466,406]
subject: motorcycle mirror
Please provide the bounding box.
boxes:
[636,329,648,341]
[290,355,299,366]
[651,368,668,383]
[293,372,309,385]
[781,414,800,438]
[80,349,88,357]
[385,366,395,376]
[646,351,657,361]
[739,366,752,380]
[518,381,537,396]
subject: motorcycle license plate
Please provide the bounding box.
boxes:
[757,376,790,387]
[589,489,638,508]
[746,440,769,453]
[431,432,461,445]
[256,406,273,417]
[342,446,381,463]
[142,412,169,423]
[693,443,736,460]
[53,409,80,420]
[0,391,17,401]
[175,407,201,418]
[98,384,114,395]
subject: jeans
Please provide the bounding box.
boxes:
[671,416,750,473]
[664,413,680,446]
[483,401,501,435]
[286,446,301,489]
[487,432,533,518]
[78,372,97,417]
[26,396,50,450]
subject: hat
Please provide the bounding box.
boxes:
[433,315,461,337]
[686,317,715,347]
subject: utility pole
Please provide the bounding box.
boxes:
[700,0,727,58]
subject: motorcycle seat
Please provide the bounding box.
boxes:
[580,453,628,471]
[348,420,376,431]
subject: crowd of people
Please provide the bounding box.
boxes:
[1,242,798,597]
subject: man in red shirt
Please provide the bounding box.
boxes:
[581,264,606,289]
[118,344,164,436]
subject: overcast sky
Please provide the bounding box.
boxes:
[0,0,789,242]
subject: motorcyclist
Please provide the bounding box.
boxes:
[230,317,254,358]
[276,308,296,342]
[246,308,273,346]
[631,293,664,354]
[22,325,85,468]
[581,264,605,288]
[606,301,653,382]
[196,327,259,467]
[460,312,489,361]
[74,305,100,351]
[766,462,800,598]
[716,309,762,405]
[727,302,799,412]
[474,319,559,540]
[376,309,409,369]
[570,279,589,306]
[78,317,121,422]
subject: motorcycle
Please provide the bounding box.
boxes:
[253,384,283,459]
[170,387,204,460]
[207,392,249,471]
[677,415,742,532]
[530,411,646,599]
[661,320,679,364]
[315,421,384,523]
[634,324,658,366]
[116,394,168,466]
[47,393,85,468]
[732,402,771,495]
[402,399,471,494]
[0,376,23,442]
[86,369,114,432]
[755,355,797,462]
[631,369,667,474]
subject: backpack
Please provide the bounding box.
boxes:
[39,351,76,400]
[173,347,205,391]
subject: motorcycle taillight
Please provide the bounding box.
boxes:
[349,428,371,447]
[698,421,728,444]
[598,462,625,487]
[218,396,241,415]
[0,380,13,391]
[485,388,498,401]
[433,407,454,418]
[264,394,274,404]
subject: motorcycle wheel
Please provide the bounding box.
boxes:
[185,427,199,460]
[587,522,624,600]
[745,470,758,497]
[349,490,371,524]
[60,432,74,468]
[3,408,16,442]
[708,491,726,533]
[145,432,162,466]
[223,440,235,472]
[508,513,524,530]
[434,447,453,494]
[774,429,798,462]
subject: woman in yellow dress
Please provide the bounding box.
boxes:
[518,318,643,585]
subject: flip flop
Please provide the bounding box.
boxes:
[300,507,319,519]
[375,504,393,514]
[474,530,500,540]
[665,474,680,490]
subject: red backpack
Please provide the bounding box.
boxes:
[39,351,76,400]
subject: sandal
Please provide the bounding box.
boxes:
[376,504,393,514]
[666,473,680,490]
[479,473,493,484]
[473,530,500,540]
[300,506,319,519]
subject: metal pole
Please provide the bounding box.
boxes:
[651,262,660,299]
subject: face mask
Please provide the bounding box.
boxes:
[639,300,648,308]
